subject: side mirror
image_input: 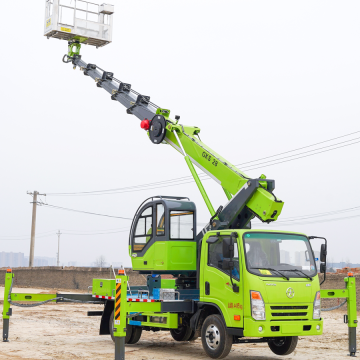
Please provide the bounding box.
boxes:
[320,244,327,263]
[222,259,234,270]
[320,263,326,274]
[223,237,234,259]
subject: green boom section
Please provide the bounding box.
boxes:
[164,124,284,222]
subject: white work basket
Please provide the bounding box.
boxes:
[44,0,114,47]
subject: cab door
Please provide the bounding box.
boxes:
[201,234,244,328]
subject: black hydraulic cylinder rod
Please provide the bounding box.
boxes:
[115,337,125,360]
[3,318,9,342]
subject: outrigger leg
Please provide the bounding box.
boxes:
[2,268,13,342]
[113,271,128,360]
[346,274,357,356]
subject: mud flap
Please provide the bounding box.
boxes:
[100,300,113,335]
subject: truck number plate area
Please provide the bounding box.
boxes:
[281,324,301,334]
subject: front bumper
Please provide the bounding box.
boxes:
[243,317,323,337]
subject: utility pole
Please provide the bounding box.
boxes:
[56,230,62,267]
[27,191,46,267]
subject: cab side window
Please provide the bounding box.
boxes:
[208,236,240,281]
[170,211,194,239]
[133,206,153,252]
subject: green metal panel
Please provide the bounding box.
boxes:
[321,289,348,298]
[131,241,197,272]
[137,312,178,328]
[243,317,323,337]
[92,279,116,297]
[127,302,162,312]
[200,230,244,328]
[161,279,176,289]
[10,293,56,302]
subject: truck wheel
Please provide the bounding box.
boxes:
[188,329,200,341]
[170,325,193,341]
[268,336,298,355]
[109,310,133,344]
[128,326,142,344]
[201,314,232,359]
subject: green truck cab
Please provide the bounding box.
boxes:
[198,229,323,357]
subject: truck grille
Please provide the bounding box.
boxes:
[269,305,310,321]
[270,306,308,310]
[271,312,307,317]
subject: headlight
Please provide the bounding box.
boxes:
[313,291,321,319]
[251,291,266,320]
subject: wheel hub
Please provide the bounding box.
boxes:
[205,324,220,350]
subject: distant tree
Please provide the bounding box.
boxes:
[95,255,107,268]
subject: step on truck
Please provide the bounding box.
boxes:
[1,1,357,359]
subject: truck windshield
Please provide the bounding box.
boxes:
[243,232,317,278]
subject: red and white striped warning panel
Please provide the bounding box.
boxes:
[92,295,115,300]
[127,298,160,303]
[92,295,162,302]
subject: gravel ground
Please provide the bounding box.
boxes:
[0,286,358,360]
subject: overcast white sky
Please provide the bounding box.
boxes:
[0,1,359,267]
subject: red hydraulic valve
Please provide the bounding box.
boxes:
[140,119,150,131]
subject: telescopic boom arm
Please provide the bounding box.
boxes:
[68,51,284,239]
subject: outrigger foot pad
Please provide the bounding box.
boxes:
[349,327,357,357]
[2,318,9,342]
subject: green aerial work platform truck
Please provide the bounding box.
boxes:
[1,1,357,359]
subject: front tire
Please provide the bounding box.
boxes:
[201,314,232,359]
[268,336,298,355]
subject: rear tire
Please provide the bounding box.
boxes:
[188,329,200,341]
[268,336,298,355]
[170,325,193,341]
[109,310,133,344]
[128,326,142,344]
[201,314,232,359]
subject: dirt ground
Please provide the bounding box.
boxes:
[0,287,358,360]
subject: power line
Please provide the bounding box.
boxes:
[45,130,360,196]
[242,138,360,172]
[251,205,360,226]
[0,230,56,239]
[0,233,55,241]
[38,203,133,220]
[237,130,360,166]
[254,213,360,227]
[262,205,360,223]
